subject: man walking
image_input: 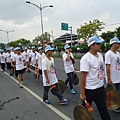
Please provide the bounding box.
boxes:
[80,36,111,120]
[42,45,68,105]
[105,37,120,112]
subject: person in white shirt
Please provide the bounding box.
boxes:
[27,46,32,54]
[13,47,26,88]
[36,46,45,81]
[23,47,30,72]
[28,46,38,77]
[42,45,68,105]
[11,47,18,78]
[62,44,76,94]
[5,48,13,76]
[105,37,120,112]
[23,47,29,63]
[0,49,6,72]
[29,46,37,66]
[80,36,111,120]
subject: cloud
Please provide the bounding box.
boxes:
[0,0,120,43]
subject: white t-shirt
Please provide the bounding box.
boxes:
[13,54,25,70]
[42,57,58,86]
[29,51,38,65]
[36,53,45,69]
[27,49,32,54]
[62,52,74,73]
[11,53,16,62]
[0,53,6,63]
[80,52,104,90]
[5,52,12,63]
[105,50,120,83]
[23,51,29,62]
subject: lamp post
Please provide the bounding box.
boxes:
[26,1,53,48]
[0,30,14,43]
[69,26,72,47]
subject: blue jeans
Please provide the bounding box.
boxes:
[65,72,73,90]
[113,83,120,93]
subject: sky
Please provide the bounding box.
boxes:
[0,0,120,43]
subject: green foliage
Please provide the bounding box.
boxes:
[32,34,50,44]
[0,43,5,50]
[71,46,77,54]
[105,43,110,51]
[80,42,89,53]
[77,19,105,41]
[8,38,31,48]
[57,46,64,55]
[100,31,115,43]
[53,41,63,55]
[100,43,110,53]
[53,41,62,46]
[115,27,120,39]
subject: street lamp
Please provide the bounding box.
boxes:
[0,30,14,43]
[26,1,53,48]
[69,26,73,47]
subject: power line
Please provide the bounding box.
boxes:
[105,22,120,26]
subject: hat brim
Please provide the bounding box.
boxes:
[45,48,54,52]
[66,46,71,49]
[116,41,120,44]
[50,48,54,51]
[95,39,104,44]
[110,41,120,45]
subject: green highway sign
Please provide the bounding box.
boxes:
[61,23,68,31]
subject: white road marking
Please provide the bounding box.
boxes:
[2,70,71,120]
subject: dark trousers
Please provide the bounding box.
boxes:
[84,86,111,120]
[65,72,73,89]
[1,63,5,71]
[43,83,63,101]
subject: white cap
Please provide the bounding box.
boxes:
[88,36,104,47]
[110,37,120,45]
[45,45,54,53]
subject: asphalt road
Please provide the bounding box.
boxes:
[0,58,120,120]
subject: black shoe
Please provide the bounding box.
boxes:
[10,73,13,76]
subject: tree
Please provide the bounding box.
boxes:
[53,41,63,55]
[8,38,31,48]
[32,34,50,45]
[77,19,105,41]
[115,27,120,39]
[100,31,115,43]
[0,43,5,50]
[53,41,62,47]
[71,46,77,54]
[80,42,89,53]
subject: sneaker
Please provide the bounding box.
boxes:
[114,107,120,113]
[60,99,69,105]
[43,100,50,105]
[20,84,23,88]
[10,73,13,76]
[70,89,76,94]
